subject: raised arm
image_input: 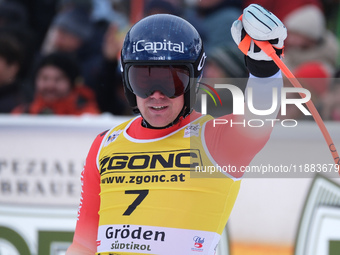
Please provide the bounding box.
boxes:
[204,4,287,177]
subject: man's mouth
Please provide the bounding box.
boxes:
[150,106,167,110]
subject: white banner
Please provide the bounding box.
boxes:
[0,114,340,254]
[0,114,130,206]
[0,114,130,255]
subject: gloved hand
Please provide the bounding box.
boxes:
[231,4,287,77]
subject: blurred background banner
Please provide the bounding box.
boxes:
[0,115,131,206]
[294,175,340,255]
[0,205,75,255]
[1,115,340,254]
[0,0,339,254]
[0,115,129,255]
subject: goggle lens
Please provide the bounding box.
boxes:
[127,65,190,98]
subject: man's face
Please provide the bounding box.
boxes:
[35,65,71,102]
[136,91,184,128]
[0,57,19,85]
[285,31,316,50]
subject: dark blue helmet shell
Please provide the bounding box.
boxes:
[122,14,203,63]
[121,14,206,113]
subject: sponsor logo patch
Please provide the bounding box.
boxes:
[104,130,122,147]
[184,124,200,138]
[192,236,205,252]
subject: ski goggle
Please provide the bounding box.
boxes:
[126,65,192,98]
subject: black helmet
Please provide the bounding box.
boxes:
[121,14,206,119]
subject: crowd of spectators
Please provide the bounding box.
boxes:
[0,0,339,121]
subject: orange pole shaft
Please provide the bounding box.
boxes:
[253,39,340,168]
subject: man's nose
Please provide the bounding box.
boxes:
[150,90,166,99]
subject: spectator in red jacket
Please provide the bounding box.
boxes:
[12,52,99,115]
